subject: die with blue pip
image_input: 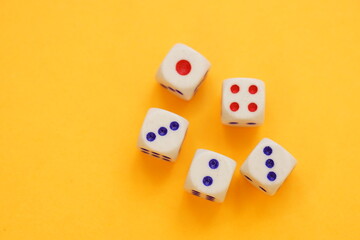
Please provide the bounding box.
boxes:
[240,138,297,195]
[184,149,236,202]
[137,108,189,162]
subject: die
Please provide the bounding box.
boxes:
[221,78,265,126]
[156,43,211,101]
[240,138,297,195]
[137,108,189,162]
[138,108,189,162]
[184,149,236,202]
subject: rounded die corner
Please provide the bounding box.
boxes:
[171,42,189,49]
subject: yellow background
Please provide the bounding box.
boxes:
[0,0,359,239]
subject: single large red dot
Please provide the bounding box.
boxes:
[230,102,239,112]
[249,85,258,94]
[176,60,191,75]
[248,103,258,112]
[230,84,240,93]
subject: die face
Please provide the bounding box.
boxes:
[221,78,265,126]
[156,43,211,101]
[240,138,297,195]
[184,149,236,202]
[137,108,189,162]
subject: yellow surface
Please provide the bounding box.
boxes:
[0,1,359,239]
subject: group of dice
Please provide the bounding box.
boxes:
[137,43,297,203]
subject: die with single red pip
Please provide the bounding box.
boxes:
[156,43,211,101]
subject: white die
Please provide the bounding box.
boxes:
[240,138,297,195]
[156,43,211,101]
[221,78,265,126]
[137,108,189,162]
[184,149,236,203]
